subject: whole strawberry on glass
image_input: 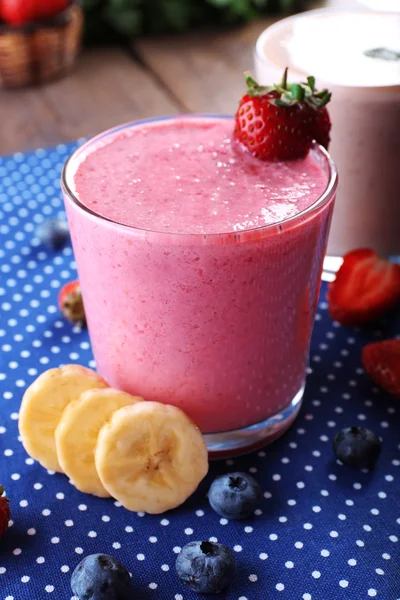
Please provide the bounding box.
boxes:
[234,68,331,161]
[0,485,10,541]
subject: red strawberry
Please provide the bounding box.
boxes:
[362,339,400,397]
[0,485,10,541]
[59,280,86,325]
[0,0,69,26]
[312,105,331,151]
[234,69,331,161]
[327,248,400,326]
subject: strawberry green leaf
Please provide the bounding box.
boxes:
[290,84,305,102]
[307,76,315,91]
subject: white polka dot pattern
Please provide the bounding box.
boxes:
[0,142,400,599]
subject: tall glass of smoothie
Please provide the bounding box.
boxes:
[254,9,400,260]
[62,115,337,457]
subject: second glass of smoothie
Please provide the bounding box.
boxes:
[62,115,337,456]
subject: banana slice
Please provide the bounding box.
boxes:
[19,365,108,472]
[95,402,209,514]
[56,388,143,497]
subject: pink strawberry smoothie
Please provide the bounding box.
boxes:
[63,116,336,434]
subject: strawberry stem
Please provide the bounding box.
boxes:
[242,68,331,110]
[280,67,288,90]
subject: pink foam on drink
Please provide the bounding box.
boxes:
[73,118,326,234]
[66,116,333,434]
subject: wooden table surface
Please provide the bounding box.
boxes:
[0,0,359,155]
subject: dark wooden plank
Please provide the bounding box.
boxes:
[0,48,180,155]
[134,18,277,115]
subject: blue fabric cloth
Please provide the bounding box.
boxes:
[0,142,400,600]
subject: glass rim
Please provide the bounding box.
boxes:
[61,114,338,240]
[254,7,400,90]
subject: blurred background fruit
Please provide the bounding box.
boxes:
[0,0,70,26]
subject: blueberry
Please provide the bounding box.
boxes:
[71,554,132,600]
[333,426,381,470]
[176,540,235,594]
[36,219,70,250]
[208,472,261,519]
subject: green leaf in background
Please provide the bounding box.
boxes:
[155,0,197,31]
[82,0,307,44]
[107,0,139,9]
[81,0,103,10]
[103,6,142,36]
[208,0,233,7]
[227,0,258,19]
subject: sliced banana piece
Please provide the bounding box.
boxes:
[56,388,143,497]
[95,402,209,514]
[19,365,108,472]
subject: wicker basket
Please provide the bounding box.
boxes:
[0,4,83,89]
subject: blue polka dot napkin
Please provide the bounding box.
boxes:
[0,143,400,600]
